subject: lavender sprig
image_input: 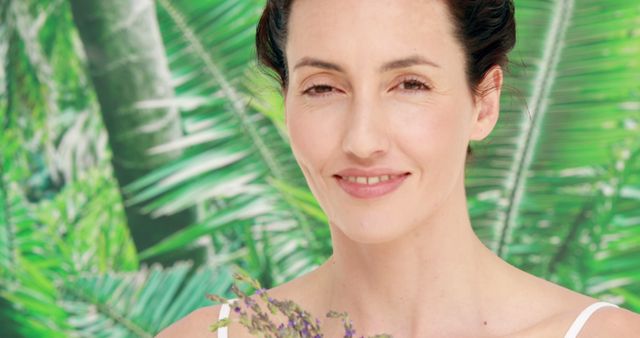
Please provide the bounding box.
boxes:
[208,269,393,338]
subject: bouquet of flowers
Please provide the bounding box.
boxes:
[208,270,392,338]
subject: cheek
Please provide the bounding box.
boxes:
[286,103,341,175]
[389,98,472,193]
[286,103,347,219]
[390,99,469,155]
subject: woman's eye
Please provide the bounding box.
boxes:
[302,84,336,97]
[398,79,431,92]
[301,79,430,97]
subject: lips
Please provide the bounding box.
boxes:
[331,167,411,199]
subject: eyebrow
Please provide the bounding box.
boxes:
[292,54,441,73]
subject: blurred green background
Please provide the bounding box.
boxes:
[0,0,639,336]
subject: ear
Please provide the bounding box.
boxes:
[470,65,503,141]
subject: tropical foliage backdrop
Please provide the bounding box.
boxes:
[0,0,638,336]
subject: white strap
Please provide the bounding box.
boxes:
[217,299,237,338]
[564,301,619,338]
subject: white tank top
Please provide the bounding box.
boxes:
[216,300,618,338]
[563,301,619,338]
[217,298,238,338]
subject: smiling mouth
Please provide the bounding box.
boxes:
[333,173,410,199]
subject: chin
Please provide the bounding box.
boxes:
[330,217,415,245]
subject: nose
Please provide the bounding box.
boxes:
[341,95,391,160]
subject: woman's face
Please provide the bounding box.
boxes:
[284,0,495,243]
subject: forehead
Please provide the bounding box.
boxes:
[286,0,463,71]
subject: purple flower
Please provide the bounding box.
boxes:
[208,277,395,338]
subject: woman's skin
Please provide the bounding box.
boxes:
[157,0,640,337]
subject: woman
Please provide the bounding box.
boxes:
[158,0,640,337]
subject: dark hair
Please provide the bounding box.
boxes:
[255,0,516,157]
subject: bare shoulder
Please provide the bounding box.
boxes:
[579,306,640,338]
[155,305,222,338]
[496,266,638,338]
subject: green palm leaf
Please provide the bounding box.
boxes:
[584,147,640,303]
[60,262,235,337]
[1,105,137,337]
[0,161,71,337]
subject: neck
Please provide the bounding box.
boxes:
[316,179,506,337]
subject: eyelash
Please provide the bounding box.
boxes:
[301,78,432,97]
[302,83,335,97]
